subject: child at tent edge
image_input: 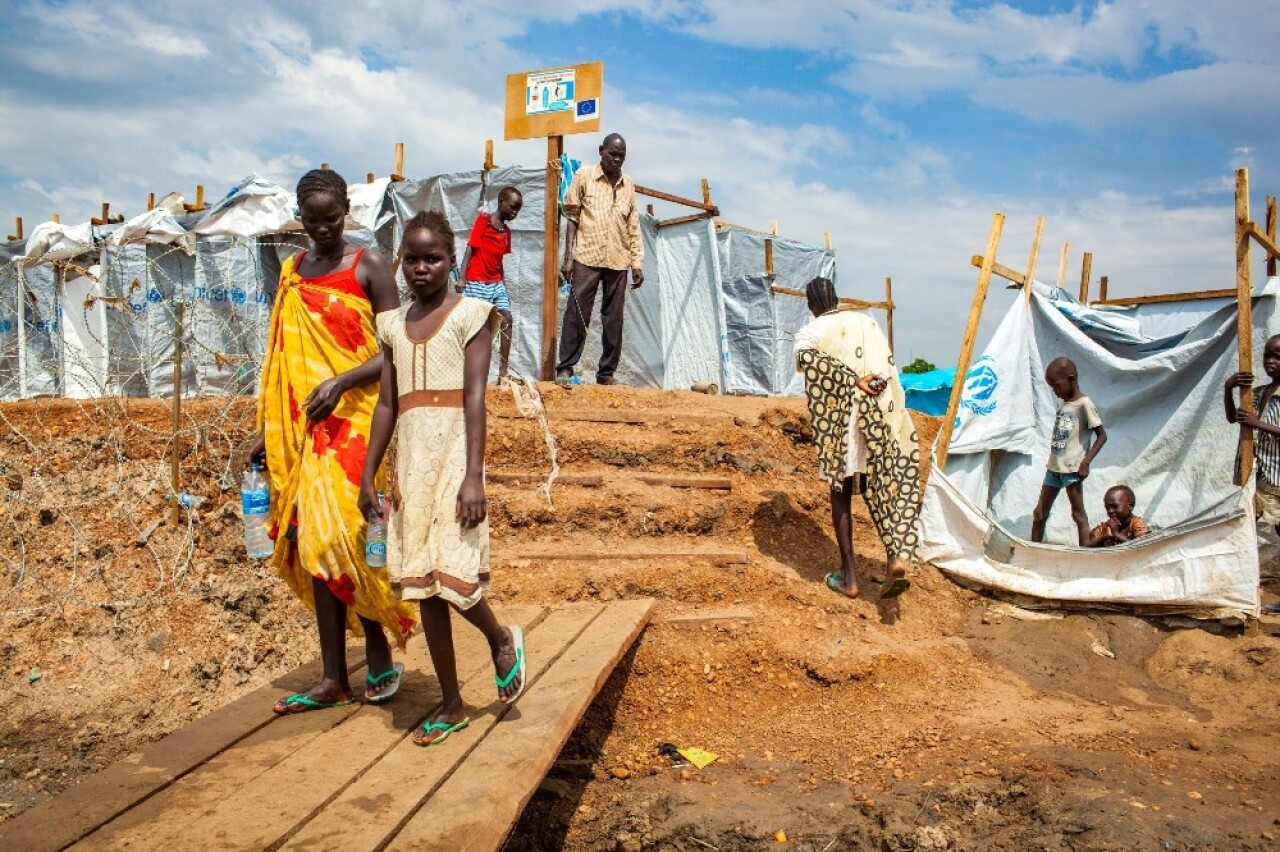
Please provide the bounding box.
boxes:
[1224,334,1280,612]
[1031,357,1107,546]
[359,210,527,747]
[455,186,522,382]
[1086,485,1150,547]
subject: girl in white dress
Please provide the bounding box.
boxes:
[360,211,526,746]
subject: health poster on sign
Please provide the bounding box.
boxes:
[525,68,575,116]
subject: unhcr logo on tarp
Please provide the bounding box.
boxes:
[960,355,998,417]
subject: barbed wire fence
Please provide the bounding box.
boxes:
[0,237,304,620]
[0,233,562,621]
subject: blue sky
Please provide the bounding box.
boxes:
[1,0,1277,364]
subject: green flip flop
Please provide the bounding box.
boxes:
[879,576,911,599]
[365,663,404,704]
[496,625,526,705]
[273,692,355,716]
[824,572,858,598]
[413,717,470,747]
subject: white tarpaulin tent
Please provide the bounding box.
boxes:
[920,279,1279,619]
[1,169,833,399]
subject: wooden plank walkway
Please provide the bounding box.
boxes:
[0,600,654,852]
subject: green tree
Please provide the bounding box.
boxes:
[901,358,936,374]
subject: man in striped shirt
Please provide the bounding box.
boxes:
[555,133,644,387]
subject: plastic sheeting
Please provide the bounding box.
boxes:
[919,280,1279,618]
[901,368,955,416]
[4,168,834,397]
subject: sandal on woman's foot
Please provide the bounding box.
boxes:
[365,663,404,704]
[413,717,470,747]
[824,572,859,598]
[496,625,526,705]
[272,692,354,716]
[879,577,911,599]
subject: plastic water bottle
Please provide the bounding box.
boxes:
[366,491,387,568]
[241,462,273,559]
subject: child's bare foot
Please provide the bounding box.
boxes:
[824,571,860,598]
[272,678,353,715]
[413,706,470,746]
[493,626,526,703]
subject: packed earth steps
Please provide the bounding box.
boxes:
[1,386,1278,850]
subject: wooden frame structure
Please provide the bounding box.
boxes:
[937,168,1279,477]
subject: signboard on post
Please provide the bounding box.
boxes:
[504,61,603,140]
[504,61,604,379]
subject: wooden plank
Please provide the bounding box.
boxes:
[885,277,894,355]
[0,647,369,852]
[768,284,892,311]
[1245,221,1280,262]
[658,606,755,625]
[1267,196,1277,277]
[492,408,736,426]
[505,546,747,565]
[489,472,603,487]
[656,212,709,229]
[142,606,545,852]
[633,184,715,212]
[279,604,605,852]
[969,254,1025,287]
[541,134,563,381]
[635,473,732,490]
[1099,275,1109,301]
[386,599,655,851]
[1092,288,1236,307]
[1023,216,1045,302]
[1079,251,1092,303]
[1055,242,1069,289]
[73,701,364,850]
[1236,168,1255,485]
[939,213,1005,468]
[765,238,774,277]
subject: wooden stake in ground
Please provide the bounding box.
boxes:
[1235,168,1255,485]
[1267,195,1277,278]
[1079,251,1092,303]
[541,134,564,380]
[1056,242,1070,290]
[170,302,184,526]
[937,213,1005,469]
[885,276,895,356]
[1023,216,1045,302]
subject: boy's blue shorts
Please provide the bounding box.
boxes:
[1043,470,1083,489]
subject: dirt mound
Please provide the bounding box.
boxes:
[2,386,1278,850]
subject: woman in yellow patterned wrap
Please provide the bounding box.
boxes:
[247,169,417,715]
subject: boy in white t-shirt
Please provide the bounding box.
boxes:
[1031,357,1107,545]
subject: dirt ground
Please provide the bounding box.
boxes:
[1,386,1279,851]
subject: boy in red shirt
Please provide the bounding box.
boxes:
[457,186,522,380]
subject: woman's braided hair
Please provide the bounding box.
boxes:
[296,168,348,207]
[806,276,839,315]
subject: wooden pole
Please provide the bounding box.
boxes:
[484,139,496,171]
[1235,168,1255,485]
[885,277,894,356]
[1078,251,1093,303]
[1023,216,1044,302]
[700,178,712,209]
[1099,275,1109,301]
[1267,195,1277,278]
[366,172,375,184]
[764,238,774,278]
[645,204,655,216]
[770,220,779,236]
[1056,242,1070,289]
[52,214,60,224]
[170,302,184,526]
[937,213,1005,469]
[320,162,330,171]
[7,217,21,242]
[824,232,832,251]
[392,142,405,181]
[541,135,564,380]
[147,192,155,211]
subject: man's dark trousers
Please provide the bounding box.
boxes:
[556,261,628,381]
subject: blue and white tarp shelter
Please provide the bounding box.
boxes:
[920,280,1278,619]
[901,368,955,416]
[0,170,833,400]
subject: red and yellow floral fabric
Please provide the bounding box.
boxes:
[256,249,416,646]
